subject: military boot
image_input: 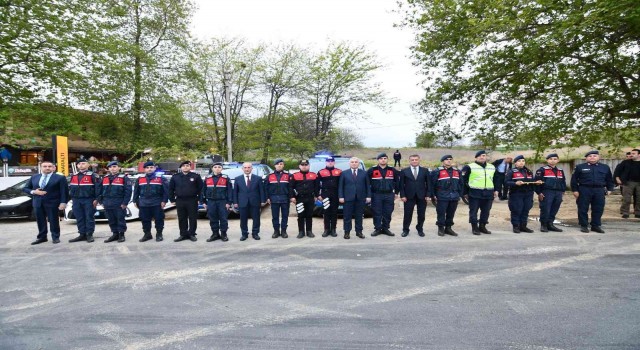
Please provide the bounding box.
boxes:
[139,231,153,242]
[297,231,305,239]
[444,226,458,236]
[69,234,87,243]
[117,232,126,243]
[520,223,534,233]
[104,232,118,243]
[155,230,163,242]
[513,225,521,233]
[306,231,315,238]
[540,223,549,232]
[272,228,280,239]
[471,223,481,235]
[437,226,445,237]
[330,225,338,237]
[322,229,330,237]
[220,231,229,242]
[547,223,563,232]
[280,230,288,239]
[479,224,492,234]
[86,233,95,243]
[207,231,221,242]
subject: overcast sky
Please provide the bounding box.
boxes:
[190,0,425,148]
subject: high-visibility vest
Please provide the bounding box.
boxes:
[467,163,495,190]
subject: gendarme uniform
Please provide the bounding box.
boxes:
[534,153,566,232]
[505,155,536,233]
[132,162,169,242]
[461,150,495,235]
[98,161,132,243]
[368,153,400,236]
[68,158,101,243]
[428,155,463,236]
[265,158,291,238]
[289,160,319,238]
[317,157,342,237]
[203,163,232,242]
[570,150,614,233]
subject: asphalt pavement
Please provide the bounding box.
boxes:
[1,208,639,350]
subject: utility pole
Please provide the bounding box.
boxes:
[223,71,233,162]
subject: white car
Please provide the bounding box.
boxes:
[64,174,175,222]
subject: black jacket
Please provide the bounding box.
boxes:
[399,166,429,199]
[169,171,204,202]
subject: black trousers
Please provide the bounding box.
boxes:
[297,198,314,232]
[403,196,427,232]
[493,173,507,199]
[35,204,61,240]
[176,198,199,237]
[323,194,339,231]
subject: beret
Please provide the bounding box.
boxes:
[474,150,486,158]
[440,154,453,162]
[377,153,388,159]
[513,155,525,162]
[546,153,558,160]
[143,161,155,168]
[273,158,284,165]
[107,161,119,167]
[585,150,599,157]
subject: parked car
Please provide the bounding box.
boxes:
[64,174,176,222]
[198,167,271,218]
[0,179,35,220]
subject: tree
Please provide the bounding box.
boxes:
[304,42,388,149]
[415,124,461,148]
[400,0,640,150]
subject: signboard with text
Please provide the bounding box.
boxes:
[53,135,69,176]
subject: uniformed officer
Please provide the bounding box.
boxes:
[534,153,566,232]
[170,161,204,242]
[505,155,541,233]
[202,162,232,242]
[461,150,497,235]
[290,159,319,238]
[368,152,400,237]
[428,155,463,237]
[571,150,614,233]
[265,158,291,239]
[317,156,342,237]
[98,161,132,243]
[68,158,101,243]
[133,161,169,242]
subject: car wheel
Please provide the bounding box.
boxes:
[313,206,324,217]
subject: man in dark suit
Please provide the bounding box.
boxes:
[23,161,69,245]
[492,156,512,200]
[399,154,430,237]
[233,162,266,241]
[338,157,371,239]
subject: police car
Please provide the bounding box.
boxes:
[64,174,176,222]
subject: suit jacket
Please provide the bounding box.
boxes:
[22,173,69,208]
[233,174,266,208]
[338,169,371,202]
[492,159,512,174]
[399,166,429,199]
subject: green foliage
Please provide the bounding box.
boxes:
[401,0,640,151]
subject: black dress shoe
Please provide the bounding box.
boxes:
[540,223,549,232]
[344,232,351,239]
[280,231,288,239]
[86,235,94,243]
[547,224,563,232]
[52,239,60,244]
[272,230,280,239]
[240,235,248,241]
[189,235,197,242]
[174,236,188,242]
[69,235,86,243]
[444,226,458,236]
[297,231,305,239]
[156,233,163,242]
[417,231,425,237]
[520,225,534,233]
[371,229,381,237]
[437,226,445,237]
[382,228,395,236]
[356,232,365,239]
[252,234,261,240]
[591,226,605,234]
[220,232,229,241]
[513,226,521,234]
[479,224,491,234]
[622,214,629,218]
[306,231,315,238]
[401,230,409,237]
[322,230,330,237]
[580,226,589,233]
[139,232,153,242]
[207,233,221,242]
[31,238,48,245]
[330,230,338,237]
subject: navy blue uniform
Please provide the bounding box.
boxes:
[368,165,400,231]
[318,167,342,233]
[429,167,463,227]
[133,174,169,234]
[98,173,132,234]
[203,173,232,234]
[69,171,101,236]
[505,167,536,227]
[535,165,566,227]
[461,162,495,226]
[571,162,614,228]
[265,171,291,233]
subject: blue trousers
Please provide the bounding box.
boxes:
[371,193,395,230]
[139,205,164,232]
[435,199,458,227]
[508,192,534,226]
[73,198,96,235]
[539,190,563,225]
[239,204,261,236]
[207,199,229,233]
[577,187,605,227]
[105,206,127,233]
[35,204,61,240]
[343,199,365,233]
[468,197,493,225]
[270,202,289,231]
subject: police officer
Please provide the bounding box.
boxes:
[68,158,101,243]
[534,153,566,232]
[203,162,232,242]
[265,158,291,239]
[170,161,204,242]
[98,161,132,243]
[571,150,614,233]
[505,155,541,233]
[368,152,400,237]
[290,159,319,238]
[133,161,169,242]
[429,155,463,237]
[461,150,497,235]
[317,156,342,237]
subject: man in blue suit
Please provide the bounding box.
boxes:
[23,161,69,245]
[399,154,430,237]
[233,162,266,241]
[338,157,371,239]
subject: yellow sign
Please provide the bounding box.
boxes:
[54,135,69,176]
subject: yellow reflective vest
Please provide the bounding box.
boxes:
[467,163,495,190]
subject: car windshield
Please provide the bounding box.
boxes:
[222,168,260,178]
[8,179,29,190]
[308,159,363,173]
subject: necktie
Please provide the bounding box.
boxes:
[246,175,251,187]
[352,169,357,180]
[40,174,49,188]
[412,167,417,179]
